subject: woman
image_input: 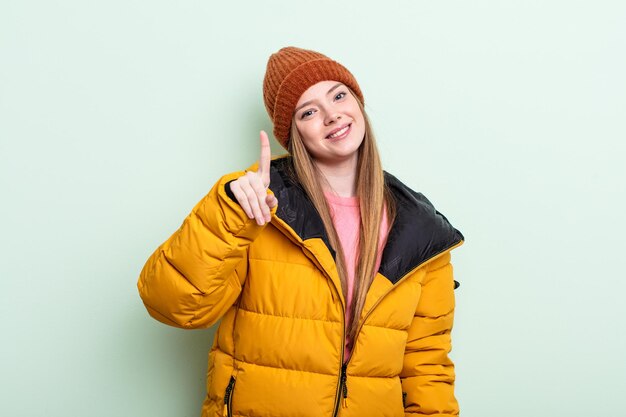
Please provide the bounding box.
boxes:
[138,46,465,417]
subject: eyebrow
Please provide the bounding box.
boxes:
[294,83,344,113]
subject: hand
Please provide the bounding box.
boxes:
[229,131,278,226]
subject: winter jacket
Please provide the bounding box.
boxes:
[137,155,465,417]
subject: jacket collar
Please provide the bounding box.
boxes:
[269,156,464,284]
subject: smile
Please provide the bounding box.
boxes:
[326,123,351,140]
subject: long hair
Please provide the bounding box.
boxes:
[287,88,397,347]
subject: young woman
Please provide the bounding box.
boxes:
[138,46,465,417]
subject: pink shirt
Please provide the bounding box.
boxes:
[324,192,390,363]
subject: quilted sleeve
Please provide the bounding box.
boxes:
[137,170,276,329]
[400,250,459,416]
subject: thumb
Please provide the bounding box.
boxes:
[266,194,278,209]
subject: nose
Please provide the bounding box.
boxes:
[324,112,342,125]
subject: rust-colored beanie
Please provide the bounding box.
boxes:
[263,46,364,150]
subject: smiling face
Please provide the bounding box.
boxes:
[293,80,366,166]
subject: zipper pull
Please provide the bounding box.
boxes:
[341,363,348,408]
[223,376,235,416]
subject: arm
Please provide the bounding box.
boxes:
[137,170,276,329]
[401,251,459,416]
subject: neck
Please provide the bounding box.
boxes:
[314,155,358,198]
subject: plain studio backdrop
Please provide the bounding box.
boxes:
[1,1,624,416]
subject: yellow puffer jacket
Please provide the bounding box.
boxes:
[138,156,465,417]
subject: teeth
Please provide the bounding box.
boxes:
[328,125,349,138]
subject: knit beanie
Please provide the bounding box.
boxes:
[263,46,364,150]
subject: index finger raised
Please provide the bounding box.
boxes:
[258,130,271,185]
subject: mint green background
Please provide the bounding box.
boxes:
[1,1,625,416]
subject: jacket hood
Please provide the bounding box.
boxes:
[268,156,464,284]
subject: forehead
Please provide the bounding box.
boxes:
[296,80,344,106]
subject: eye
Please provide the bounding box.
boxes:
[300,109,315,119]
[335,91,347,100]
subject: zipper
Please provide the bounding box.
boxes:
[340,362,348,408]
[223,375,236,417]
[331,285,346,417]
[223,292,243,417]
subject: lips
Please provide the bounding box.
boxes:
[326,123,352,139]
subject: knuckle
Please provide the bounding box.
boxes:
[253,183,265,194]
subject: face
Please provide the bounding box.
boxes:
[293,80,366,165]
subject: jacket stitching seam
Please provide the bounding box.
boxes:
[344,374,397,379]
[414,310,454,320]
[234,357,335,376]
[361,322,407,332]
[236,356,407,380]
[248,257,316,268]
[238,306,341,324]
